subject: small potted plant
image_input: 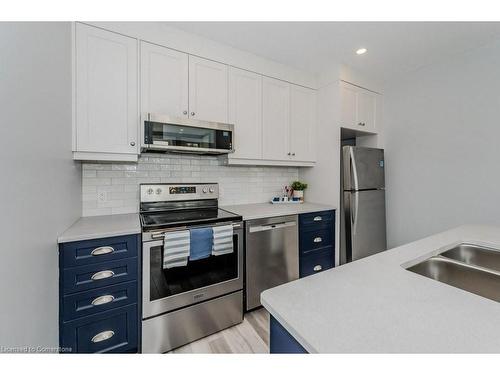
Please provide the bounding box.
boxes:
[291,181,308,202]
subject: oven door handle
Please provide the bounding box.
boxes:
[150,223,242,239]
[151,233,166,240]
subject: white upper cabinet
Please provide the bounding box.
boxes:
[262,77,290,161]
[357,89,377,131]
[340,81,380,133]
[228,67,263,160]
[73,24,316,165]
[140,41,188,118]
[340,82,357,128]
[188,56,228,123]
[289,85,316,162]
[74,23,138,160]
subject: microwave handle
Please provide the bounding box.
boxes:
[143,117,153,145]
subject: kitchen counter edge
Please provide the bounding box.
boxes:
[58,213,141,244]
[221,202,336,221]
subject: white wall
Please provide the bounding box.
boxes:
[383,39,500,247]
[0,22,81,349]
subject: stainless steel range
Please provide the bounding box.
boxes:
[140,183,244,353]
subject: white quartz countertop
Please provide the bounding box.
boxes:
[221,202,335,221]
[261,225,500,353]
[58,213,141,243]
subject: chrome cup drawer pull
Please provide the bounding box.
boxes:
[313,216,322,222]
[91,246,114,256]
[313,237,323,243]
[91,295,115,306]
[91,330,115,343]
[313,265,323,272]
[91,270,115,281]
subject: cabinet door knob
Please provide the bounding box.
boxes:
[313,216,322,221]
[292,153,296,156]
[313,237,323,243]
[91,330,115,343]
[313,265,323,272]
[183,110,188,115]
[287,152,291,156]
[190,112,195,116]
[130,141,136,146]
[91,270,115,281]
[358,122,365,126]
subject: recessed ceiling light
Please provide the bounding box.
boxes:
[356,48,367,55]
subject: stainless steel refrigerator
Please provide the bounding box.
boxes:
[341,146,387,264]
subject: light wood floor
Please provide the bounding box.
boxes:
[168,308,270,354]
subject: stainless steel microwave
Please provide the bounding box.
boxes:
[141,113,234,155]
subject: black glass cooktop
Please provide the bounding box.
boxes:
[141,208,241,230]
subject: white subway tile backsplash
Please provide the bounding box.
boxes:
[81,154,299,216]
[96,170,125,178]
[83,177,111,186]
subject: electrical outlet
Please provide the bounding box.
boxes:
[97,189,108,204]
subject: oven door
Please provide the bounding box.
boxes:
[142,223,243,319]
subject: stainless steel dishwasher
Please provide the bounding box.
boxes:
[245,215,299,310]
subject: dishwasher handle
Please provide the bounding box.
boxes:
[248,221,296,233]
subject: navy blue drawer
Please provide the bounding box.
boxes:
[60,235,138,268]
[299,247,334,278]
[62,281,138,322]
[299,210,334,228]
[62,257,138,294]
[61,304,138,353]
[300,227,334,254]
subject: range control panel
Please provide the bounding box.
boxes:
[140,183,219,203]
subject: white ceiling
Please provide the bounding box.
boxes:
[167,22,500,81]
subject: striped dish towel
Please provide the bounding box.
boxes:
[212,224,233,256]
[163,230,190,269]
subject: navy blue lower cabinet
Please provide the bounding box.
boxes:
[299,210,335,278]
[61,304,138,354]
[300,247,334,278]
[62,257,138,294]
[59,234,140,354]
[60,234,138,268]
[62,281,138,321]
[270,316,307,353]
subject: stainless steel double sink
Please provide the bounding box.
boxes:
[407,243,500,302]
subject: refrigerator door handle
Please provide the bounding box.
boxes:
[349,147,359,191]
[352,192,359,235]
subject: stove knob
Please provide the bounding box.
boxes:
[147,188,154,195]
[202,187,208,193]
[156,188,162,195]
[209,187,215,193]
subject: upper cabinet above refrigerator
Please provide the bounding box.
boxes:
[340,81,381,134]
